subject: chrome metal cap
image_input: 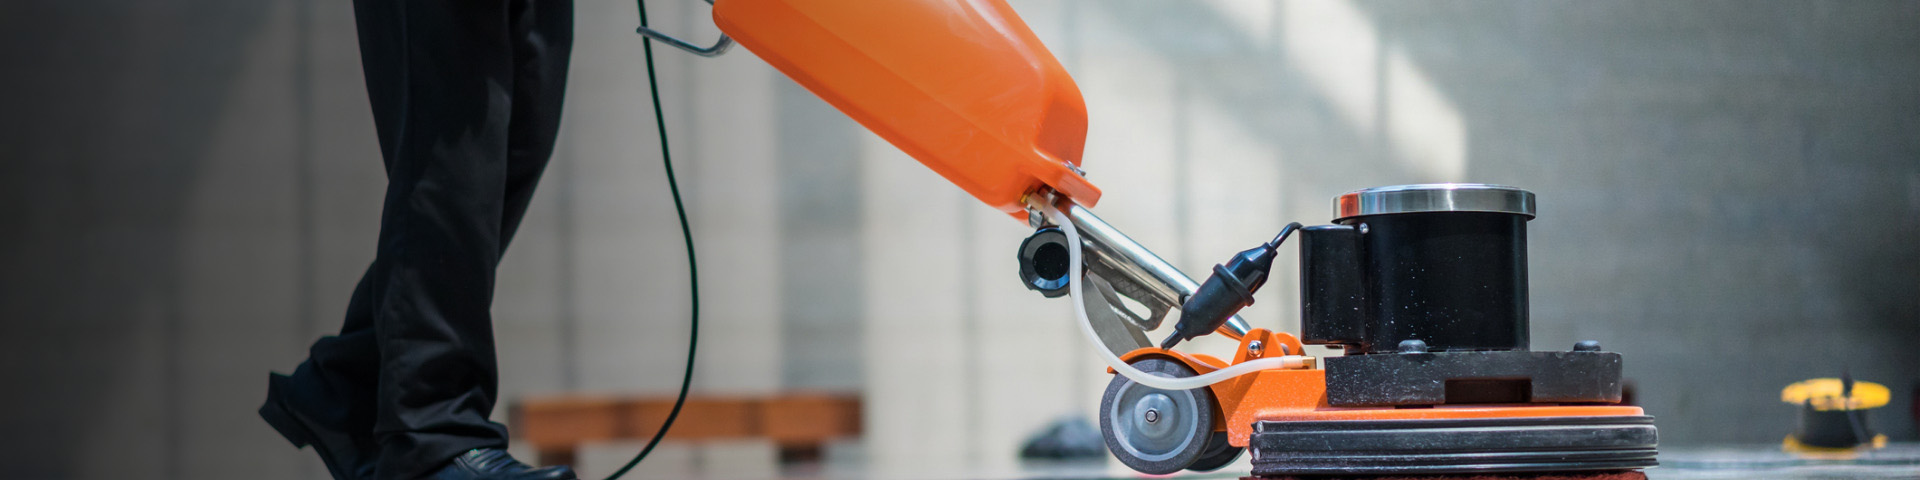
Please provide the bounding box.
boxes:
[1334,183,1535,221]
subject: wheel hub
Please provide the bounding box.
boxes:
[1135,394,1172,434]
[1113,384,1198,462]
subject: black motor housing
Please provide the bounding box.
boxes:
[1300,184,1534,354]
[1299,184,1623,407]
[1302,212,1530,353]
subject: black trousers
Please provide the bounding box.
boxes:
[281,1,571,478]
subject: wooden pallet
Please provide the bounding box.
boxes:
[511,393,862,466]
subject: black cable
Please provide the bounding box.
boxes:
[1267,222,1304,249]
[604,1,698,478]
[1841,369,1873,454]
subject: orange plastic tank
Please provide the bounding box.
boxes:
[714,0,1101,217]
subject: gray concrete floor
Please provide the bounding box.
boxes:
[544,442,1920,480]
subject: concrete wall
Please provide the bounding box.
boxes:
[1,0,1915,479]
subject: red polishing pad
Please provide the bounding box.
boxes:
[1249,471,1647,480]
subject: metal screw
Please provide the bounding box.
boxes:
[1574,340,1602,352]
[1144,409,1160,423]
[1246,340,1265,358]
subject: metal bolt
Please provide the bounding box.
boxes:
[1574,340,1602,352]
[1144,409,1160,423]
[1397,339,1429,354]
[1246,340,1265,358]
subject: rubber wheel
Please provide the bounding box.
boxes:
[1099,358,1215,475]
[1185,431,1244,472]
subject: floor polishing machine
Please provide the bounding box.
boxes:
[642,0,1658,476]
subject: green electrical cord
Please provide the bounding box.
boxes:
[603,1,698,478]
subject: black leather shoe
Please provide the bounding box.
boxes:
[258,372,377,480]
[432,448,577,480]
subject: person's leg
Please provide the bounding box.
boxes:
[262,0,421,463]
[499,0,572,249]
[269,0,574,477]
[262,263,383,480]
[343,1,523,477]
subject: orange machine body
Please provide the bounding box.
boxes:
[1115,329,1649,447]
[714,0,1100,217]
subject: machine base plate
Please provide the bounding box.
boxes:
[1249,415,1657,476]
[1324,350,1625,407]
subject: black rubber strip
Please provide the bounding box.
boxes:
[1250,416,1658,475]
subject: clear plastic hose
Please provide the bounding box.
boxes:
[1037,198,1309,391]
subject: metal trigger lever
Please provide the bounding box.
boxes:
[635,0,735,57]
